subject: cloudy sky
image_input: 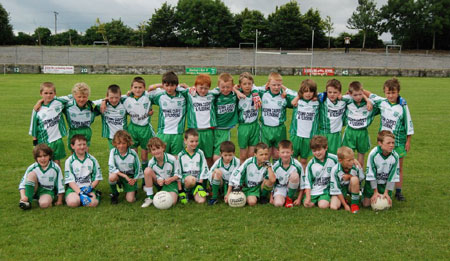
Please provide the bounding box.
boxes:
[2,0,390,40]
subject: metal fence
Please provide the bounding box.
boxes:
[1,46,450,70]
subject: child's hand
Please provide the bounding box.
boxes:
[252,93,261,109]
[33,99,44,111]
[224,193,229,203]
[353,159,362,169]
[265,83,270,90]
[291,95,299,107]
[157,179,164,187]
[366,98,373,111]
[128,178,136,186]
[21,196,28,202]
[189,87,197,96]
[178,83,189,89]
[55,200,63,206]
[342,174,352,181]
[371,192,380,204]
[337,93,343,100]
[383,193,392,206]
[164,179,172,185]
[405,140,411,152]
[343,203,351,212]
[148,109,153,116]
[126,90,132,96]
[303,199,314,208]
[100,99,107,114]
[269,195,274,204]
[293,197,301,206]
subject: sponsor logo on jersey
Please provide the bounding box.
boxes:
[314,177,330,186]
[162,109,181,118]
[193,101,211,112]
[328,108,346,118]
[262,108,281,117]
[297,111,315,121]
[43,115,61,129]
[348,117,367,127]
[218,104,235,114]
[381,117,396,130]
[106,116,123,126]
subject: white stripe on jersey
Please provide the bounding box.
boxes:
[229,157,268,187]
[272,157,304,188]
[291,99,319,138]
[152,90,187,134]
[319,98,348,133]
[108,148,142,179]
[178,148,209,180]
[329,163,364,195]
[123,94,152,126]
[238,93,259,124]
[366,146,400,184]
[304,153,338,195]
[208,156,240,182]
[343,94,374,129]
[148,153,181,180]
[187,92,216,129]
[65,153,103,188]
[29,99,66,143]
[18,161,65,194]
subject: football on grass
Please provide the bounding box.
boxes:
[371,196,391,211]
[228,191,246,208]
[153,191,173,210]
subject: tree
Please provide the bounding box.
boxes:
[51,29,82,45]
[33,27,52,45]
[323,16,334,49]
[0,3,14,45]
[347,0,380,49]
[266,1,308,49]
[303,8,327,48]
[96,18,107,42]
[146,2,179,46]
[234,8,268,45]
[83,25,104,44]
[104,19,134,45]
[15,32,34,45]
[176,0,237,47]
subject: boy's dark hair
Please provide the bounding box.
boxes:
[278,140,293,150]
[70,134,88,145]
[310,135,328,150]
[33,144,53,161]
[348,81,362,93]
[147,137,166,150]
[326,79,342,92]
[384,78,400,92]
[131,77,146,87]
[299,79,317,98]
[162,71,179,86]
[220,141,235,153]
[107,84,121,95]
[112,130,133,147]
[377,130,395,143]
[254,142,269,153]
[184,128,199,139]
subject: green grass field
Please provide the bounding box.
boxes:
[0,74,449,260]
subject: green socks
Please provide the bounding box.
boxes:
[261,184,273,198]
[211,179,221,200]
[351,192,360,205]
[25,180,35,202]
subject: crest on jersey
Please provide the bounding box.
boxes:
[327,167,332,173]
[263,100,268,104]
[394,112,399,117]
[42,113,47,118]
[242,103,247,108]
[85,112,90,117]
[120,110,125,116]
[163,102,168,106]
[144,103,149,109]
[88,166,92,171]
[55,107,61,113]
[49,177,54,182]
[177,101,182,106]
[277,101,282,106]
[363,111,367,116]
[128,163,133,168]
[71,113,76,117]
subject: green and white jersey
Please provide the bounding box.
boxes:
[304,153,338,196]
[210,88,238,128]
[65,153,103,188]
[63,99,98,130]
[93,98,128,139]
[208,156,240,182]
[18,161,64,194]
[29,98,67,143]
[108,148,142,179]
[152,89,187,134]
[329,163,364,195]
[123,93,152,126]
[178,148,209,180]
[237,92,259,124]
[272,157,304,188]
[148,153,182,180]
[342,95,376,129]
[370,94,414,146]
[186,91,216,129]
[229,157,268,188]
[366,146,400,185]
[318,96,349,134]
[290,98,320,138]
[254,86,293,127]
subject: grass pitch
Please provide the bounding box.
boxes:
[0,74,449,260]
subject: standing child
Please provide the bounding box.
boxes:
[108,130,142,204]
[18,144,64,210]
[329,146,365,213]
[208,141,240,205]
[363,78,413,201]
[227,142,276,206]
[270,140,303,208]
[65,135,103,208]
[289,79,320,169]
[142,137,180,208]
[362,131,400,208]
[303,135,338,209]
[29,82,67,166]
[177,129,209,204]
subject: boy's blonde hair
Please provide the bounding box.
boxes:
[112,130,133,148]
[239,72,254,84]
[337,146,354,160]
[299,79,317,98]
[218,73,233,84]
[326,79,342,92]
[72,82,90,96]
[310,135,328,150]
[384,78,400,92]
[268,72,282,82]
[348,81,362,93]
[194,74,211,87]
[40,82,55,93]
[377,130,395,143]
[147,137,166,150]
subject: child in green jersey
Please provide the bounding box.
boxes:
[19,144,65,210]
[329,146,365,214]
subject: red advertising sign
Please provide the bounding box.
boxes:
[302,68,335,76]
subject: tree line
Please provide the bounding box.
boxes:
[1,0,449,50]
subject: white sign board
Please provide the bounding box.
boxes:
[43,65,74,74]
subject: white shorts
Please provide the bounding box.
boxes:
[273,185,287,197]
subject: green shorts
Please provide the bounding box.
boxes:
[238,122,260,149]
[47,138,66,160]
[362,182,392,199]
[395,146,407,158]
[342,127,370,154]
[261,124,286,148]
[68,127,92,150]
[35,186,56,200]
[128,123,154,150]
[322,132,341,155]
[310,193,331,204]
[157,133,184,155]
[214,129,231,156]
[198,129,214,158]
[118,176,138,192]
[65,187,98,198]
[291,135,311,159]
[161,182,179,194]
[243,185,261,198]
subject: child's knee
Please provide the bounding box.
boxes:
[318,200,329,209]
[212,169,223,180]
[350,176,359,185]
[289,172,300,183]
[184,176,196,188]
[126,192,136,203]
[274,198,284,207]
[195,196,206,204]
[27,171,37,181]
[66,195,80,208]
[247,196,257,206]
[109,174,118,183]
[39,197,52,209]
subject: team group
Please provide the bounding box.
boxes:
[19,71,414,213]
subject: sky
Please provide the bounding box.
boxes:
[1,0,390,40]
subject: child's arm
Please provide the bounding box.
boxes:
[291,95,300,107]
[33,99,44,111]
[55,166,65,205]
[29,110,39,145]
[148,83,163,92]
[363,94,373,111]
[404,104,414,152]
[198,152,210,185]
[338,194,351,211]
[233,84,246,99]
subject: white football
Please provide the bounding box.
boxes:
[153,191,173,210]
[371,196,391,211]
[228,191,246,208]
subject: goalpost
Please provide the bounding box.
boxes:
[255,29,314,76]
[385,44,402,68]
